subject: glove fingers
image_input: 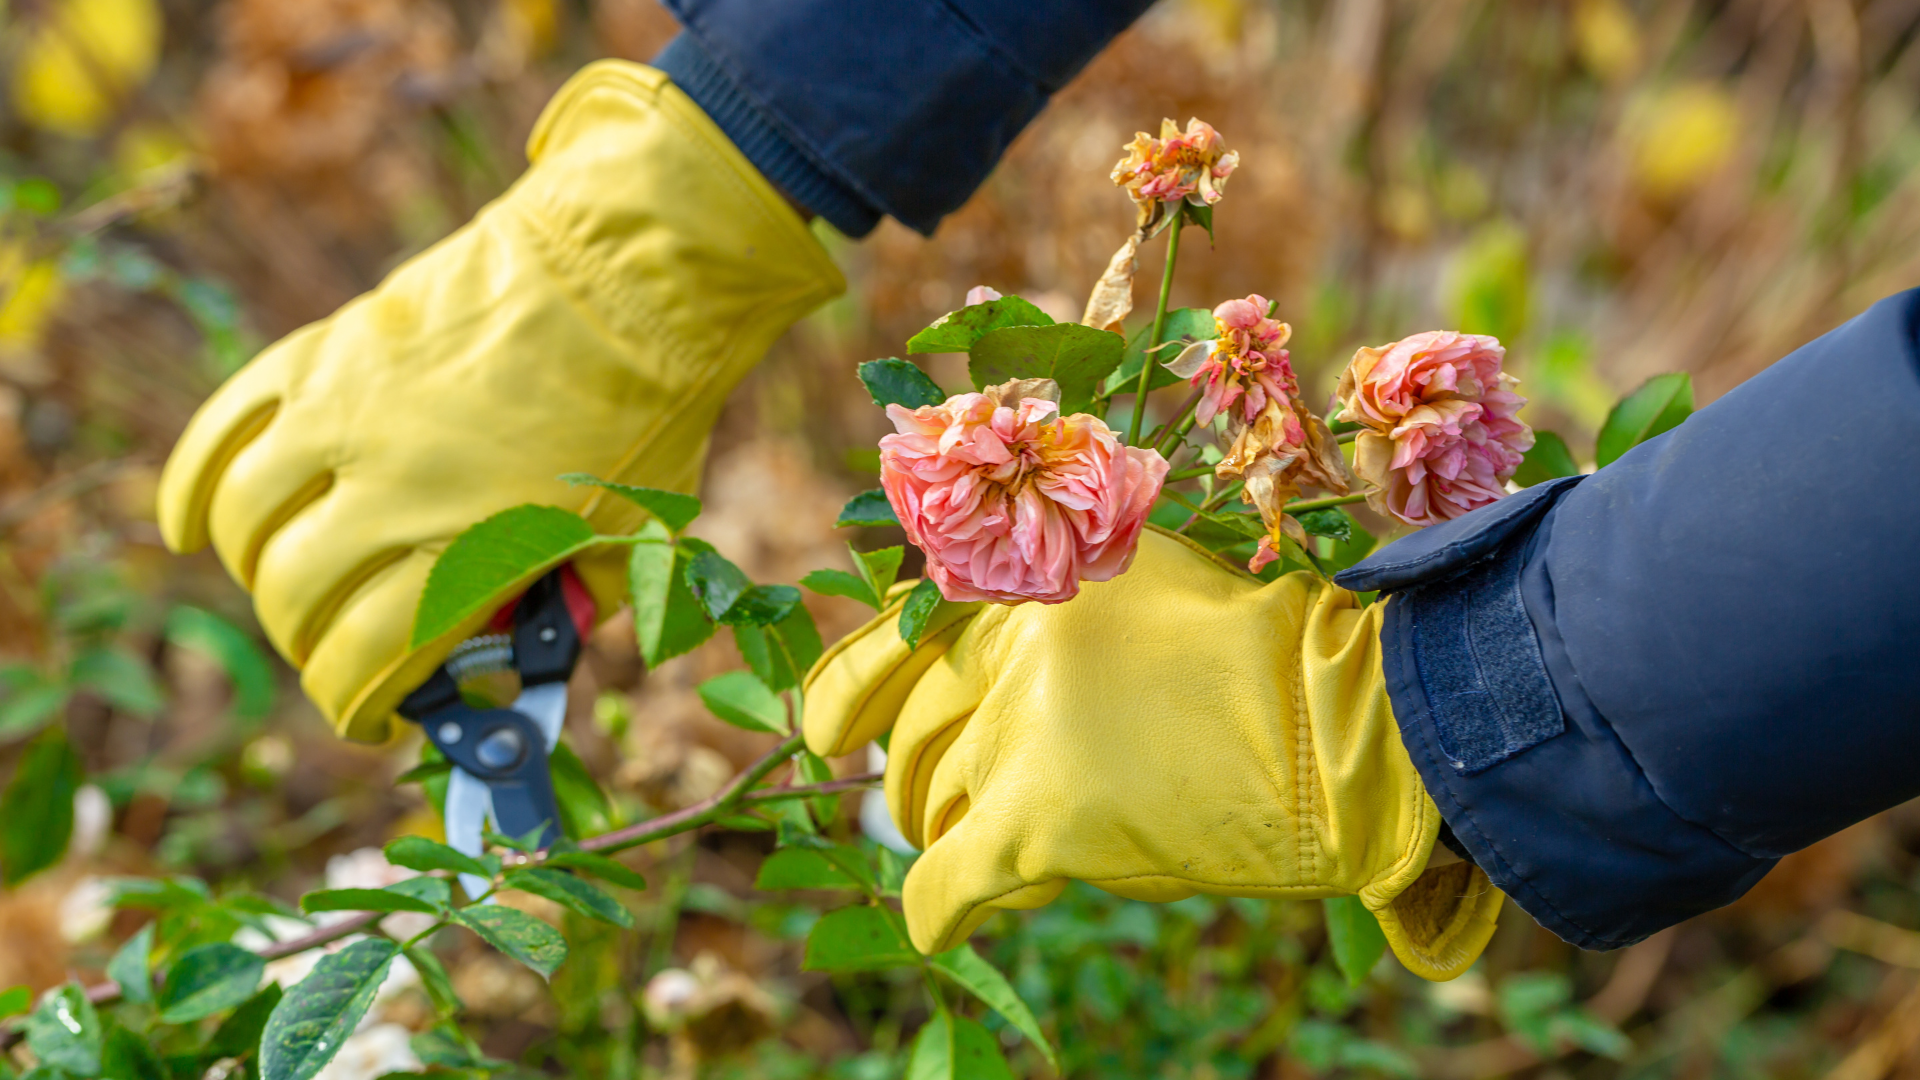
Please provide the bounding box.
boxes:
[900,813,1067,955]
[157,346,291,554]
[801,590,977,759]
[299,546,441,741]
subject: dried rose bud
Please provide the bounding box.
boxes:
[1111,118,1241,231]
[879,379,1169,604]
[1336,331,1533,526]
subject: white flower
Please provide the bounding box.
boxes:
[59,875,114,943]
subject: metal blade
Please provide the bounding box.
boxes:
[511,681,567,750]
[443,766,495,901]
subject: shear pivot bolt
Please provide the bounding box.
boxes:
[437,722,462,744]
[476,727,527,770]
[539,626,558,643]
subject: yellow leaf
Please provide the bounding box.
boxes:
[1626,83,1741,202]
[11,0,163,137]
[0,245,65,353]
[1574,0,1642,84]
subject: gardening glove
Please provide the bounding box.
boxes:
[158,61,844,741]
[803,527,1504,980]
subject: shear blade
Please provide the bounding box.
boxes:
[443,766,495,901]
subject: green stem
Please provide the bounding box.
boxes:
[1156,413,1200,460]
[1167,464,1216,483]
[1127,214,1185,446]
[1336,428,1361,444]
[581,732,805,855]
[1284,492,1368,514]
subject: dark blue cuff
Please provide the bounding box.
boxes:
[657,0,1153,236]
[652,34,881,237]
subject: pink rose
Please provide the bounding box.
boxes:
[1165,294,1297,427]
[964,285,1003,306]
[879,383,1169,604]
[1111,118,1241,230]
[1336,331,1534,527]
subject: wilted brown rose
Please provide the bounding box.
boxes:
[1215,394,1352,573]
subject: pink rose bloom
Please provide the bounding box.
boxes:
[1336,331,1534,526]
[1166,295,1298,427]
[880,388,1169,604]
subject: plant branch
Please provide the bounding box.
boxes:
[1336,428,1361,444]
[1167,464,1216,483]
[581,732,804,855]
[1284,493,1368,514]
[0,911,380,1050]
[1127,213,1184,446]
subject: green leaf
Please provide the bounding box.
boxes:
[550,741,615,839]
[802,569,880,610]
[802,905,918,972]
[897,579,944,650]
[26,984,102,1075]
[1497,971,1572,1053]
[931,944,1058,1069]
[853,545,905,604]
[0,985,28,1018]
[1551,1008,1633,1060]
[968,324,1125,415]
[1323,896,1387,987]
[560,474,702,534]
[453,905,568,979]
[0,731,81,886]
[68,646,164,717]
[1595,372,1692,468]
[543,851,646,891]
[104,875,212,910]
[907,295,1054,354]
[259,939,398,1080]
[905,1011,1015,1080]
[165,606,275,720]
[383,835,494,881]
[1180,199,1215,241]
[697,671,787,734]
[755,847,860,891]
[629,526,716,667]
[412,505,598,648]
[1294,508,1353,543]
[503,867,634,929]
[299,887,442,916]
[836,489,900,529]
[403,947,460,1017]
[393,759,452,786]
[101,1020,166,1080]
[0,674,67,741]
[1103,307,1217,394]
[1513,429,1581,486]
[858,358,948,410]
[776,604,823,673]
[1444,220,1531,346]
[204,983,282,1060]
[685,549,798,626]
[106,923,154,1004]
[157,942,265,1023]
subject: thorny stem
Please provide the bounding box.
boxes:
[1146,385,1204,450]
[1127,213,1185,446]
[1156,413,1200,460]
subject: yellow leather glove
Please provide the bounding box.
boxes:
[803,527,1504,980]
[158,61,844,741]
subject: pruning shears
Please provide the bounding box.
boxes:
[398,569,593,899]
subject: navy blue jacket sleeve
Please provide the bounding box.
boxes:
[651,1,1154,237]
[1339,289,1920,950]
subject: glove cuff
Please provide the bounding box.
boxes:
[1368,860,1505,981]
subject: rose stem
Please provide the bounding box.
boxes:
[1145,385,1204,448]
[1155,412,1201,459]
[1283,492,1369,513]
[1166,464,1216,482]
[1336,428,1361,444]
[1127,211,1185,447]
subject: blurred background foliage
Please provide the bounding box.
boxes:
[2,0,1920,1077]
